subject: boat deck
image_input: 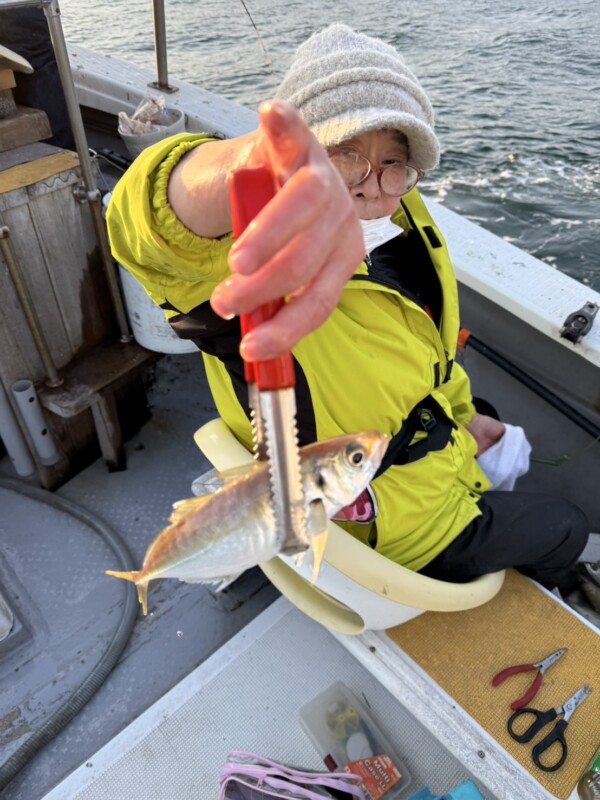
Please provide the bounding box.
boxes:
[0,353,279,800]
[42,599,499,800]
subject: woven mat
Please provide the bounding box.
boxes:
[386,570,600,798]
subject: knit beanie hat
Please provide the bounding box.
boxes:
[275,24,439,172]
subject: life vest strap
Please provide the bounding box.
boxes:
[375,395,457,477]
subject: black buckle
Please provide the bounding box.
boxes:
[559,301,598,343]
[419,408,437,431]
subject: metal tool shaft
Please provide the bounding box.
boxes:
[260,388,308,554]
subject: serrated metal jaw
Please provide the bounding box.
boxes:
[259,387,308,554]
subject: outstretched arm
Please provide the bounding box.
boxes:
[167,100,365,361]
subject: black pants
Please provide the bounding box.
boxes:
[419,492,589,590]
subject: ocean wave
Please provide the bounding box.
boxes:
[60,0,599,289]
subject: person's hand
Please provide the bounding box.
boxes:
[467,413,506,457]
[210,100,364,362]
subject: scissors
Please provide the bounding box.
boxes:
[492,648,567,710]
[507,684,592,772]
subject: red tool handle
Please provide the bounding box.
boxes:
[491,663,534,687]
[230,165,296,391]
[510,671,543,711]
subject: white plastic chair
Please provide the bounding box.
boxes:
[194,418,505,634]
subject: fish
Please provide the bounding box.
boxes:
[106,430,388,614]
[578,561,600,614]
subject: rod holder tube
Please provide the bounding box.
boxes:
[0,385,35,477]
[11,380,60,466]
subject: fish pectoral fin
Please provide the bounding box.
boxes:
[306,499,329,584]
[214,573,245,591]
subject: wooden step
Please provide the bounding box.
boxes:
[38,340,161,471]
[0,106,52,153]
[38,340,159,418]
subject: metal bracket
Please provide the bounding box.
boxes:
[72,181,88,204]
[559,301,599,343]
[148,81,179,95]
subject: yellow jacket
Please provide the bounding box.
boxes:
[107,134,491,570]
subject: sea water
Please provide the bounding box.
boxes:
[61,0,600,290]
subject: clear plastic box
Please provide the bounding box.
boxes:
[298,681,411,800]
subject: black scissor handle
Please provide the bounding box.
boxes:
[531,718,569,772]
[507,707,558,743]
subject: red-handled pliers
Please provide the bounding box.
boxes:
[492,647,567,710]
[229,164,309,555]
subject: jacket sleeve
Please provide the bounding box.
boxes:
[106,133,233,314]
[437,360,476,427]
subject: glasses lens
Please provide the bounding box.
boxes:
[380,164,421,196]
[328,151,370,187]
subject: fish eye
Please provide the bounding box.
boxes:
[346,445,365,466]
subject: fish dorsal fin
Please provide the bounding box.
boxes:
[191,468,226,497]
[169,495,212,525]
[215,462,264,483]
[171,462,264,523]
[191,462,262,497]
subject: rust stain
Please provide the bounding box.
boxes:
[0,707,31,742]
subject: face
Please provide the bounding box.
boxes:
[332,129,409,219]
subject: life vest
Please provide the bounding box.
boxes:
[106,135,491,570]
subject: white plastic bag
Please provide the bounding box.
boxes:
[477,423,531,491]
[118,94,168,135]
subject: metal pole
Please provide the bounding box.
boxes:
[41,0,132,342]
[0,227,63,387]
[150,0,176,93]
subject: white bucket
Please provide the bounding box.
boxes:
[119,108,186,159]
[118,266,198,354]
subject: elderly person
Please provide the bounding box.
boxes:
[108,24,588,589]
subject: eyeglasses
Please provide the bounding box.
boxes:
[328,150,424,196]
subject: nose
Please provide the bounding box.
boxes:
[351,169,382,201]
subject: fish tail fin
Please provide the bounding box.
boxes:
[105,570,150,615]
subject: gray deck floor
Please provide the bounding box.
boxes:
[43,599,497,800]
[0,353,279,800]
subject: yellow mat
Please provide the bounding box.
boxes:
[386,570,600,799]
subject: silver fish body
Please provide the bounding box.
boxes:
[107,431,388,612]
